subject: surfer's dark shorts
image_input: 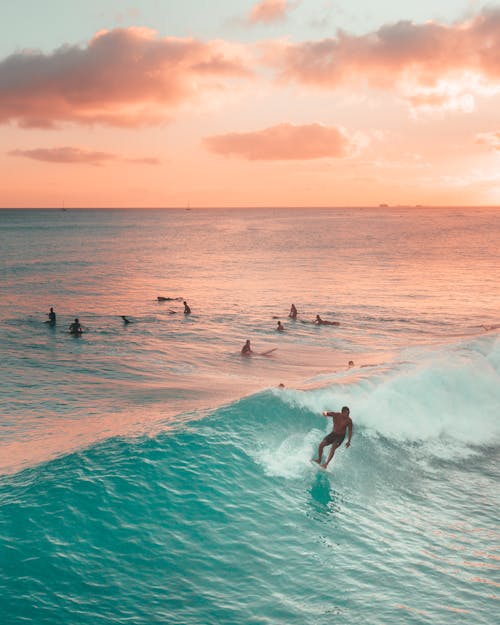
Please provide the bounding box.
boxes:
[322,432,345,447]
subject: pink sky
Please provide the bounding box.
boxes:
[1,2,499,207]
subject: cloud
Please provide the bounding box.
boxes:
[9,146,160,166]
[476,131,500,150]
[0,27,251,128]
[265,8,500,111]
[203,122,354,160]
[248,1,294,24]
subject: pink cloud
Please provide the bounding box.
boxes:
[266,8,500,108]
[476,131,500,150]
[203,122,352,160]
[9,146,160,165]
[248,1,293,24]
[0,27,251,128]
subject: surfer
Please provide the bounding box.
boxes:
[277,321,285,332]
[313,406,352,469]
[314,314,340,326]
[121,315,131,324]
[183,301,191,315]
[241,339,253,356]
[69,318,83,335]
[289,304,297,319]
[46,307,56,324]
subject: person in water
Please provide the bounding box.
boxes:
[277,321,285,332]
[121,316,131,324]
[289,304,297,319]
[46,307,56,324]
[69,318,83,335]
[241,339,253,355]
[183,301,191,314]
[315,314,339,326]
[313,406,352,469]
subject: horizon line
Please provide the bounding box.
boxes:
[1,205,499,211]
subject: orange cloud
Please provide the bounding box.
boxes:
[266,8,500,110]
[249,1,293,24]
[9,146,160,166]
[203,122,353,160]
[476,131,500,150]
[0,27,251,128]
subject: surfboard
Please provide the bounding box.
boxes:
[259,348,277,356]
[310,459,328,472]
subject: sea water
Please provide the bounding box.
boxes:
[0,207,499,624]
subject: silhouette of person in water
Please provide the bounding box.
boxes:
[241,339,253,355]
[46,307,56,324]
[277,321,285,331]
[121,316,131,324]
[315,314,339,326]
[69,318,82,335]
[313,407,353,469]
[183,301,191,314]
[289,304,297,319]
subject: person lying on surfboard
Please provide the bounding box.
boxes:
[314,314,340,326]
[313,406,352,469]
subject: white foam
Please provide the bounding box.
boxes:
[253,429,321,478]
[281,337,500,448]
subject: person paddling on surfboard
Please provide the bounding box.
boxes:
[313,406,352,469]
[314,314,340,326]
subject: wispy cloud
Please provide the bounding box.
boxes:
[476,131,500,151]
[0,27,251,128]
[9,146,160,166]
[203,122,356,160]
[248,1,296,24]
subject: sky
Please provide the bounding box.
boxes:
[1,0,500,208]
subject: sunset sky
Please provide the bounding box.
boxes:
[1,0,500,208]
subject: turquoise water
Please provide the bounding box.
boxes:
[1,208,499,624]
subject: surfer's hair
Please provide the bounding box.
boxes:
[342,406,350,413]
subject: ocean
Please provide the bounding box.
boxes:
[1,207,499,624]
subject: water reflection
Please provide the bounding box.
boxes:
[308,472,341,520]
